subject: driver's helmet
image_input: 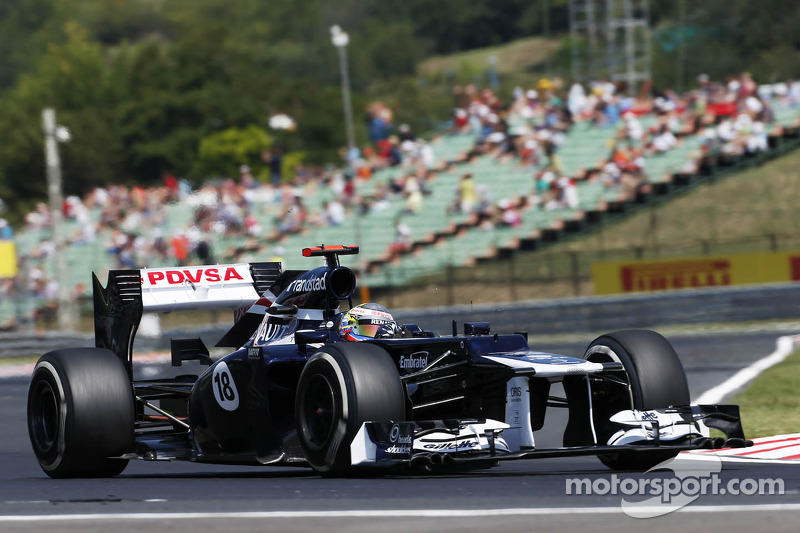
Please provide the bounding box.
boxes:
[339,303,399,341]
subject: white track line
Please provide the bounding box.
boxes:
[3,504,800,522]
[694,335,800,404]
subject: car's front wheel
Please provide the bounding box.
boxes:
[583,330,690,471]
[295,342,406,475]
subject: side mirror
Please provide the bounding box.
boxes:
[267,305,298,316]
[402,324,436,338]
[296,330,329,351]
[464,322,491,336]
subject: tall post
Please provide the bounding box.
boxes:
[42,108,76,332]
[569,0,579,83]
[677,0,687,91]
[624,0,636,92]
[606,0,616,80]
[586,0,597,80]
[338,45,355,153]
[331,25,361,260]
[542,0,551,74]
[331,25,355,155]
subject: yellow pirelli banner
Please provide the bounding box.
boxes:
[0,241,17,278]
[592,250,800,295]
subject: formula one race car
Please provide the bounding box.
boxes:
[27,245,749,478]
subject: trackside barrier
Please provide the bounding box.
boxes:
[393,282,800,336]
[2,282,798,358]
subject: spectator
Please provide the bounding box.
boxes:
[622,112,644,144]
[367,102,393,143]
[269,245,285,263]
[324,199,346,226]
[195,239,214,264]
[544,176,579,211]
[0,218,12,240]
[171,232,191,266]
[276,195,306,236]
[650,125,678,154]
[459,173,477,213]
[398,123,415,142]
[239,165,257,189]
[262,150,283,185]
[402,175,424,215]
[387,216,411,259]
[163,172,179,202]
[498,199,522,228]
[567,82,587,117]
[451,108,470,133]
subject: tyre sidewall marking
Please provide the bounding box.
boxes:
[300,372,337,452]
[585,343,635,447]
[304,351,349,471]
[32,361,67,471]
[585,344,636,408]
[317,352,348,419]
[212,361,240,411]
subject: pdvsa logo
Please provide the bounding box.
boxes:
[144,267,245,286]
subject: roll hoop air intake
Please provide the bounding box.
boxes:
[304,244,358,300]
[326,266,356,300]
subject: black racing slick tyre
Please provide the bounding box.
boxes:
[27,348,135,478]
[295,342,406,475]
[583,330,690,471]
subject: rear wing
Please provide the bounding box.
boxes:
[92,262,281,374]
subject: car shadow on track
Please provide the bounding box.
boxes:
[115,460,614,480]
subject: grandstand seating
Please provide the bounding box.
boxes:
[0,298,14,329]
[9,99,800,300]
[557,121,618,177]
[641,135,703,183]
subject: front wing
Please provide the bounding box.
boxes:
[350,405,750,468]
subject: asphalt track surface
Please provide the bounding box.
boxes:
[2,330,800,532]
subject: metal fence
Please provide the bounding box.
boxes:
[393,282,800,336]
[3,282,799,359]
[371,233,800,309]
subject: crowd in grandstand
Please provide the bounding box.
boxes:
[447,72,791,211]
[2,72,800,329]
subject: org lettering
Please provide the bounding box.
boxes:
[385,445,411,455]
[399,354,428,370]
[289,276,326,292]
[423,441,477,450]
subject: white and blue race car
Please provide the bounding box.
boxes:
[27,245,749,477]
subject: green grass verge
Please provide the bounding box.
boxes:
[0,356,38,365]
[732,349,800,439]
[417,36,560,77]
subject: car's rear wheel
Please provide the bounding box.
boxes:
[583,330,690,471]
[27,348,135,478]
[295,342,406,475]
